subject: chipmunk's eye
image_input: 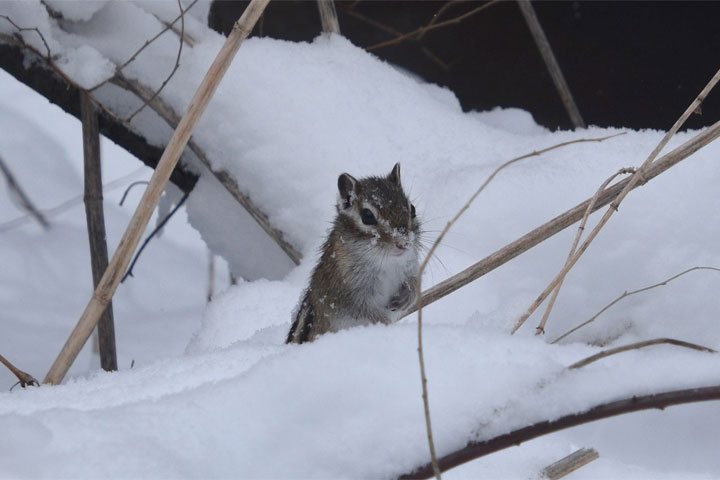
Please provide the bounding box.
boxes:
[410,204,416,219]
[360,208,377,225]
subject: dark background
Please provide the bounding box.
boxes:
[209,0,720,131]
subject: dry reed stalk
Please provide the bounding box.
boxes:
[409,118,720,317]
[568,338,716,370]
[552,266,720,344]
[517,0,585,128]
[534,167,636,335]
[43,0,271,385]
[541,448,599,480]
[413,131,623,480]
[512,66,720,334]
[316,0,340,34]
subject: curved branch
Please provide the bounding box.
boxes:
[399,385,720,479]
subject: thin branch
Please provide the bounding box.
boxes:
[0,153,50,229]
[89,0,199,92]
[366,0,500,52]
[417,0,467,41]
[552,267,720,344]
[121,191,188,282]
[513,66,720,334]
[119,180,150,206]
[0,14,51,59]
[398,385,720,479]
[413,131,624,480]
[405,119,720,317]
[0,353,39,389]
[568,338,716,370]
[126,0,189,122]
[535,167,636,335]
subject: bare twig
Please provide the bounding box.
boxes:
[126,0,189,122]
[366,0,500,51]
[541,448,599,480]
[43,0,271,386]
[0,14,51,59]
[413,131,624,480]
[513,66,720,334]
[568,338,716,370]
[0,353,39,389]
[121,191,189,282]
[535,167,636,335]
[417,0,465,41]
[406,119,720,317]
[552,267,720,343]
[517,0,585,128]
[0,153,50,229]
[398,385,720,479]
[89,0,199,92]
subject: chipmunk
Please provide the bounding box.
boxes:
[286,163,421,344]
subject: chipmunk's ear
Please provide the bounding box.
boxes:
[388,162,401,186]
[338,173,358,210]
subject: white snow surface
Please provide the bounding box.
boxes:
[1,1,720,478]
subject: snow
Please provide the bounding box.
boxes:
[1,1,720,478]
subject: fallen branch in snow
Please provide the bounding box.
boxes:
[398,385,720,479]
[541,448,599,480]
[513,65,720,334]
[552,266,720,344]
[43,0,271,386]
[413,131,624,480]
[109,73,303,264]
[0,353,39,390]
[535,167,636,335]
[409,118,720,318]
[568,338,716,370]
[0,153,50,230]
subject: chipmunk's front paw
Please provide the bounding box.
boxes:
[387,282,416,312]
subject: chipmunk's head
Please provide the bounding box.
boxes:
[336,163,421,258]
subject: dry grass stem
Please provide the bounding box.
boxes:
[0,153,50,229]
[512,66,720,334]
[568,338,716,370]
[413,131,624,480]
[534,168,636,335]
[541,448,599,480]
[552,266,720,344]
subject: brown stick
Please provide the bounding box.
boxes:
[407,119,720,318]
[80,93,118,372]
[316,0,340,34]
[0,353,38,388]
[552,266,720,343]
[517,0,585,129]
[568,338,716,370]
[43,0,271,385]
[398,385,720,479]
